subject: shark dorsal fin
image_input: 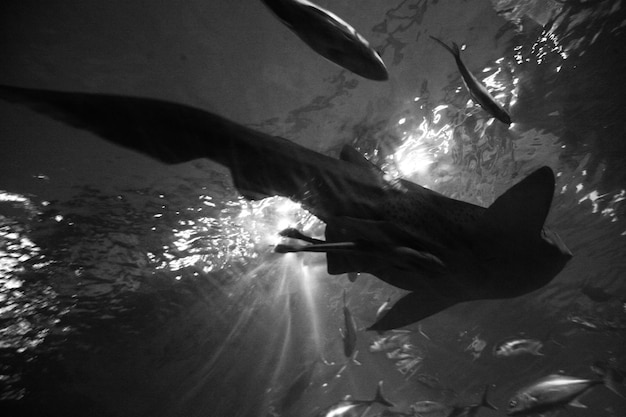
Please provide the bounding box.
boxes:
[485,167,555,236]
[340,146,383,173]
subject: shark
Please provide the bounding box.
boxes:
[261,0,388,81]
[0,84,572,330]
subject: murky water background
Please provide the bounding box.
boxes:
[1,1,625,416]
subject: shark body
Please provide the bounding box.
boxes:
[0,84,572,330]
[261,0,388,80]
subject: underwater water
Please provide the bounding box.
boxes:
[1,0,625,416]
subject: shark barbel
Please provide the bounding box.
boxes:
[0,84,572,330]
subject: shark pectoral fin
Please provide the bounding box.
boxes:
[278,228,325,244]
[326,216,445,254]
[275,242,359,254]
[324,216,445,277]
[391,246,446,273]
[484,166,555,235]
[367,292,457,331]
[340,146,383,173]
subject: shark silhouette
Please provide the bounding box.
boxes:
[0,84,572,330]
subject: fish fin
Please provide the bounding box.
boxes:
[568,399,587,408]
[480,385,498,411]
[368,291,457,331]
[450,42,461,56]
[326,216,445,255]
[483,167,555,237]
[325,217,446,277]
[340,146,383,173]
[279,228,324,244]
[603,368,626,399]
[373,381,395,407]
[429,35,460,58]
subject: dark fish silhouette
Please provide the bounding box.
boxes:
[261,0,388,80]
[341,290,358,358]
[0,85,572,331]
[430,35,512,125]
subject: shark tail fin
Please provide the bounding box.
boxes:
[372,381,394,408]
[429,36,460,58]
[480,385,498,411]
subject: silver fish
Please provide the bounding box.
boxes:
[430,35,512,125]
[493,338,544,357]
[507,370,623,415]
[316,380,394,417]
[261,0,388,80]
[411,400,448,414]
[0,85,572,330]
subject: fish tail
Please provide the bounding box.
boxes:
[429,35,460,58]
[480,385,498,411]
[372,381,394,407]
[602,368,626,399]
[450,42,461,57]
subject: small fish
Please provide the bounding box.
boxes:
[429,35,512,125]
[580,284,615,302]
[507,369,624,415]
[342,290,358,358]
[493,338,544,357]
[369,333,410,353]
[464,334,487,360]
[316,380,394,417]
[261,0,388,80]
[411,400,449,414]
[386,348,413,360]
[376,297,392,321]
[276,358,320,411]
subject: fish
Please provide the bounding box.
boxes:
[580,283,615,302]
[275,359,319,412]
[507,369,624,415]
[376,297,392,320]
[493,338,544,357]
[261,0,388,80]
[429,35,512,125]
[342,290,358,358]
[369,332,411,353]
[315,380,394,417]
[0,84,572,331]
[410,400,449,414]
